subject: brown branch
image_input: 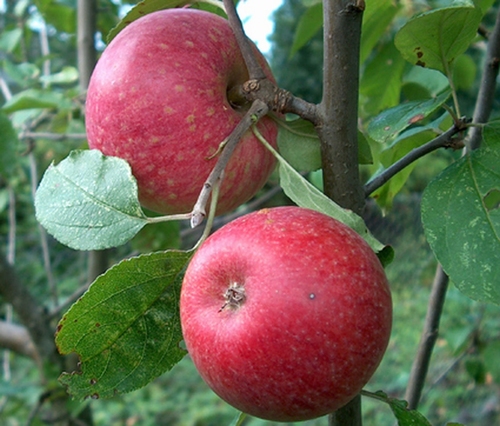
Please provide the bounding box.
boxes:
[19,132,87,141]
[0,321,37,360]
[318,0,365,216]
[404,265,449,409]
[467,6,500,151]
[364,123,466,197]
[191,99,269,227]
[0,254,58,364]
[223,0,266,80]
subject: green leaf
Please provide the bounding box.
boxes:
[360,42,406,115]
[39,66,79,85]
[452,54,476,90]
[44,2,76,33]
[56,250,192,399]
[372,128,438,209]
[35,150,147,251]
[0,28,23,53]
[2,60,40,88]
[482,340,500,383]
[367,391,432,425]
[107,0,225,43]
[402,66,450,100]
[394,3,482,73]
[1,89,70,113]
[367,90,451,143]
[257,130,389,258]
[290,2,322,57]
[360,0,400,63]
[276,117,321,172]
[277,118,371,170]
[0,112,19,181]
[421,142,500,304]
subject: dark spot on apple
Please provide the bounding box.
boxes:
[219,282,246,311]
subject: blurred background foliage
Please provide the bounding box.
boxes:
[1,0,500,424]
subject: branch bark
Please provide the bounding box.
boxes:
[0,321,37,360]
[467,5,500,151]
[404,265,449,409]
[364,123,466,197]
[317,0,365,215]
[0,254,57,364]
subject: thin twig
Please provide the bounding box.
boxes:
[29,153,58,307]
[364,124,465,197]
[19,132,87,141]
[190,99,269,227]
[404,265,449,409]
[467,6,500,151]
[223,0,266,80]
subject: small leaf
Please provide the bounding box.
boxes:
[257,131,389,256]
[56,250,192,399]
[277,118,371,170]
[1,88,69,113]
[276,117,321,172]
[290,2,322,57]
[421,142,500,304]
[360,41,406,115]
[35,150,147,250]
[482,340,500,383]
[367,90,451,143]
[371,127,438,209]
[42,2,76,34]
[367,391,432,426]
[40,66,79,85]
[402,66,450,100]
[394,3,482,73]
[360,0,400,63]
[0,112,19,181]
[0,28,23,53]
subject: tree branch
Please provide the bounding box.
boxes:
[0,254,57,364]
[364,123,466,197]
[318,0,365,215]
[190,99,269,227]
[404,265,449,409]
[0,321,37,360]
[223,0,266,80]
[467,6,500,151]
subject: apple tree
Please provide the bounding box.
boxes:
[1,0,500,424]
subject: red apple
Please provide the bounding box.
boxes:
[85,9,278,215]
[180,206,392,422]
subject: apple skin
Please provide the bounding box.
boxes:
[180,206,392,422]
[85,9,278,215]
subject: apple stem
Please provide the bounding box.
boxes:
[190,99,269,228]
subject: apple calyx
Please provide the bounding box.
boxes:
[219,282,246,312]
